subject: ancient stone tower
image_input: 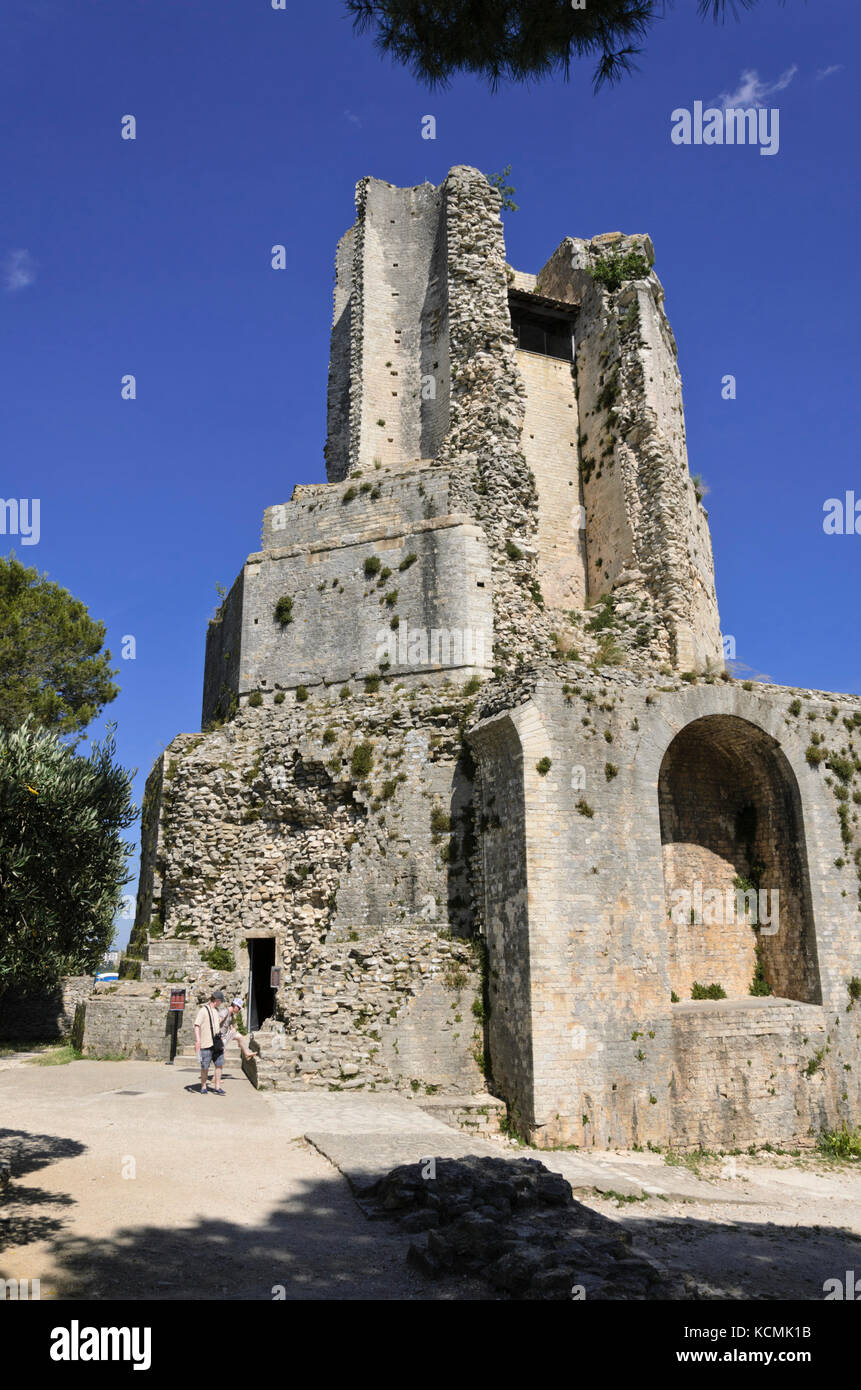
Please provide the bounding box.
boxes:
[85,167,861,1153]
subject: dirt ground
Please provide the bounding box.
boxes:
[580,1150,861,1300]
[2,1053,860,1301]
[0,1055,469,1300]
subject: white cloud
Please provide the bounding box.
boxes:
[816,64,843,80]
[3,248,36,292]
[717,65,798,110]
[343,109,361,127]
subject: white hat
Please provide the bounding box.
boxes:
[232,997,243,1008]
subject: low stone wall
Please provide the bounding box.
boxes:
[0,976,93,1043]
[670,998,833,1149]
[416,1093,506,1136]
[78,995,176,1060]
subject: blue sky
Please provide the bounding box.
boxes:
[2,0,858,945]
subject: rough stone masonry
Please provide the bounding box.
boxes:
[77,167,861,1151]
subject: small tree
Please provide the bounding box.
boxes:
[488,166,518,212]
[0,720,136,995]
[0,555,119,741]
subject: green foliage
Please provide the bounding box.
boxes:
[788,698,802,716]
[274,692,285,705]
[536,757,552,776]
[827,754,854,784]
[592,635,624,668]
[691,473,709,504]
[487,164,518,212]
[274,595,294,626]
[346,0,761,93]
[0,720,136,994]
[351,743,374,778]
[364,555,381,577]
[691,981,727,1000]
[805,744,826,767]
[589,249,651,292]
[818,1124,861,1159]
[670,990,679,1003]
[201,946,236,972]
[430,806,451,836]
[364,675,381,693]
[0,554,119,740]
[595,369,620,413]
[749,944,771,997]
[248,691,263,708]
[575,799,594,818]
[604,762,618,781]
[398,552,418,572]
[463,674,482,695]
[504,539,523,560]
[296,685,309,702]
[848,976,861,1005]
[322,727,337,745]
[342,486,358,504]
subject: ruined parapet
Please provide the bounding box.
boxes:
[325,176,448,480]
[537,234,723,671]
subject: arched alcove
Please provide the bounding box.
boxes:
[658,715,820,1004]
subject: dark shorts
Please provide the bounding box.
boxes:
[200,1047,224,1070]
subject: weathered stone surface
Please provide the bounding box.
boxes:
[370,1155,680,1300]
[78,167,861,1159]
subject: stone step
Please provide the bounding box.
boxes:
[415,1093,507,1136]
[143,939,205,964]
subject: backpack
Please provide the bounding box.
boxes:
[206,1006,224,1058]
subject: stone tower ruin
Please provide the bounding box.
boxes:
[82,167,861,1152]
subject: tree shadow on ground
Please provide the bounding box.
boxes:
[0,1128,84,1253]
[1,1128,857,1300]
[32,1169,491,1301]
[613,1208,861,1300]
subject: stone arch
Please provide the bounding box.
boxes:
[658,714,820,1004]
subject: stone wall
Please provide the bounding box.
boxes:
[516,349,587,612]
[201,466,494,723]
[537,234,722,672]
[0,976,93,1043]
[468,668,861,1149]
[670,998,839,1149]
[113,678,491,1093]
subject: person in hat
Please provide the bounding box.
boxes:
[194,989,226,1094]
[220,998,260,1063]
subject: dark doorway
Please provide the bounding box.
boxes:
[247,937,276,1031]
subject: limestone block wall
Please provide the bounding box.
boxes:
[516,349,586,611]
[201,466,494,724]
[79,996,174,1060]
[325,178,449,479]
[468,669,861,1148]
[670,999,838,1149]
[536,235,722,671]
[468,713,534,1125]
[324,226,356,483]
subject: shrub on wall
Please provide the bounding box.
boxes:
[201,946,236,972]
[274,596,293,626]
